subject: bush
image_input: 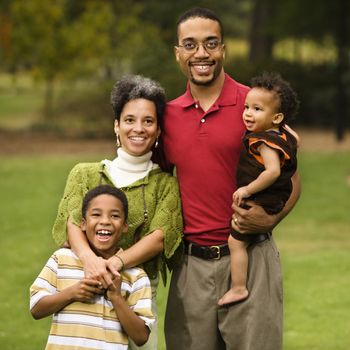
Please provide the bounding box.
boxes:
[52,80,115,139]
[225,58,350,129]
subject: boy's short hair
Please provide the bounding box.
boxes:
[82,185,128,220]
[176,7,224,41]
[250,72,300,123]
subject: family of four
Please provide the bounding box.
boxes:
[30,7,301,350]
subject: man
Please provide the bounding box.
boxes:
[162,7,301,350]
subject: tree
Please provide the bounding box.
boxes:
[248,0,275,63]
[334,0,349,140]
[271,0,350,139]
[2,0,166,120]
[8,0,72,118]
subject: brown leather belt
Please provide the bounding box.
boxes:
[184,232,270,260]
[184,241,230,260]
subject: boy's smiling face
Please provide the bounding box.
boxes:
[81,194,128,259]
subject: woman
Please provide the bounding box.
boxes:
[52,75,183,350]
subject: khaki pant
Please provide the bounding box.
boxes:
[165,238,283,350]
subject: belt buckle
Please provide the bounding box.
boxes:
[211,245,221,260]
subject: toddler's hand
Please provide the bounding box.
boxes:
[233,186,251,206]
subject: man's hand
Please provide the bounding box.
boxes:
[231,200,277,234]
[232,171,301,234]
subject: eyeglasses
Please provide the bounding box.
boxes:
[177,39,223,54]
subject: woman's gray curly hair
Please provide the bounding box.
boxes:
[110,75,166,128]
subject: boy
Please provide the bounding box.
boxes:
[30,185,154,349]
[219,72,300,305]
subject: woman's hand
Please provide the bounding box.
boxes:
[80,251,115,289]
[107,254,124,276]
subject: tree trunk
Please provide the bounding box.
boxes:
[248,0,274,63]
[335,0,348,141]
[43,77,54,120]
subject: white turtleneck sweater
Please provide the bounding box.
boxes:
[102,148,159,188]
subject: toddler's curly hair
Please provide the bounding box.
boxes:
[251,72,300,123]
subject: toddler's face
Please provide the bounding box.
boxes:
[242,88,282,132]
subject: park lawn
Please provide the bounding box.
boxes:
[0,151,349,350]
[276,152,350,350]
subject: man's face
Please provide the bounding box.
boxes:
[175,17,225,86]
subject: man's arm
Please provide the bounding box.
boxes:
[231,171,301,234]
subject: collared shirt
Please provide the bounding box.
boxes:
[163,73,249,246]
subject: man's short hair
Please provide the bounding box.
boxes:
[176,7,224,41]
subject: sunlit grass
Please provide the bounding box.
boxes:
[0,151,349,350]
[275,151,350,349]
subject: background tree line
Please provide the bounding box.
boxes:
[0,0,349,139]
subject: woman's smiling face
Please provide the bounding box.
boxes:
[114,98,160,157]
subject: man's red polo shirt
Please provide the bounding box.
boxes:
[163,74,249,246]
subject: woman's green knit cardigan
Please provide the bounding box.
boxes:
[52,162,183,284]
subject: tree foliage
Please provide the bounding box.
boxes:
[0,0,349,133]
[271,0,350,138]
[0,0,167,117]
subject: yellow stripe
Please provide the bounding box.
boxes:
[50,323,128,344]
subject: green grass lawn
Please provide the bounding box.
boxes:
[0,151,349,349]
[276,152,350,350]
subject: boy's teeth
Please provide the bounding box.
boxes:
[97,230,111,236]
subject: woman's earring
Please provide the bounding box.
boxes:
[116,133,121,148]
[154,137,159,149]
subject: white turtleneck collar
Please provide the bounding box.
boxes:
[102,148,159,187]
